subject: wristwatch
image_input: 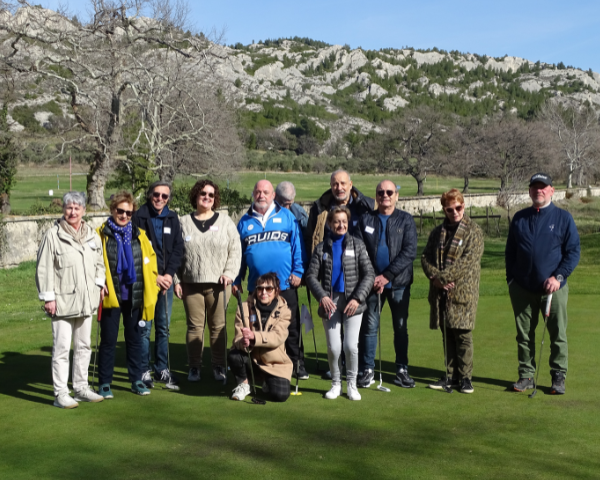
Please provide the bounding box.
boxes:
[556,274,564,283]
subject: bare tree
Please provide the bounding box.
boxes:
[444,116,487,193]
[480,115,550,191]
[540,101,600,188]
[1,0,236,208]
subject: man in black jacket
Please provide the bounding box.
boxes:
[306,170,375,255]
[132,181,184,388]
[355,180,418,389]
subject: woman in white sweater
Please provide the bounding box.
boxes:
[175,180,242,383]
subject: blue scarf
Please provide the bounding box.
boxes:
[107,217,137,285]
[331,233,345,293]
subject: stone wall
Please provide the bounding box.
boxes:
[2,187,598,268]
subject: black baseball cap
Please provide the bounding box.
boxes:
[529,173,552,187]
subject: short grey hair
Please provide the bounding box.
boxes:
[146,180,172,201]
[330,169,351,182]
[275,181,296,202]
[62,191,86,208]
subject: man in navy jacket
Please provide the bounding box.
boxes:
[233,180,305,370]
[505,173,580,395]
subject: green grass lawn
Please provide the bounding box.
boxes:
[2,236,600,479]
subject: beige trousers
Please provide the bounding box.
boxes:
[182,283,231,369]
[51,315,93,396]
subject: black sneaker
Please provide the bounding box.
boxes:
[513,377,534,392]
[297,362,309,380]
[394,369,416,388]
[550,371,565,395]
[460,377,474,394]
[428,376,458,390]
[357,368,375,388]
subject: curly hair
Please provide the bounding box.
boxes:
[109,190,137,212]
[440,188,465,207]
[189,180,221,210]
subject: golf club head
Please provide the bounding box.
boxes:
[290,392,303,396]
[251,397,266,405]
[528,389,538,398]
[377,385,391,393]
[164,382,180,391]
[443,386,454,394]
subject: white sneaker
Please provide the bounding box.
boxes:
[231,382,251,401]
[324,383,342,400]
[54,392,79,409]
[188,367,201,382]
[347,381,361,401]
[74,387,104,403]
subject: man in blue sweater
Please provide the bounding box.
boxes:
[505,173,580,395]
[233,180,305,371]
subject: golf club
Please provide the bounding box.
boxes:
[529,293,553,399]
[291,312,303,396]
[306,288,326,374]
[91,301,102,391]
[235,290,266,405]
[163,250,179,391]
[222,284,228,386]
[440,292,453,394]
[376,294,391,393]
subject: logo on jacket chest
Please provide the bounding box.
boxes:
[244,230,290,245]
[549,224,555,231]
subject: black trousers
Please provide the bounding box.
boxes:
[228,349,290,402]
[98,302,144,385]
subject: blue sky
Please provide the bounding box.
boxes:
[41,0,600,72]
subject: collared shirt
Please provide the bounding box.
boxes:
[251,202,276,228]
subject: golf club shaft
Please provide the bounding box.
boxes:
[306,288,321,371]
[378,294,383,381]
[223,285,228,384]
[531,294,553,395]
[235,291,263,402]
[91,302,102,390]
[441,292,452,393]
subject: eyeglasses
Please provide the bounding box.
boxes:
[116,208,133,217]
[256,286,275,293]
[152,192,169,200]
[444,205,464,214]
[376,189,395,197]
[199,191,215,198]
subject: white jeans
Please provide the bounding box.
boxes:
[322,293,363,384]
[51,315,93,396]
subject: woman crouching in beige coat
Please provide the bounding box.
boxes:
[229,272,293,403]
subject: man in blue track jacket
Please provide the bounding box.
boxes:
[505,173,580,395]
[233,180,305,369]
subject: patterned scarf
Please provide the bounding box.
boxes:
[107,217,137,285]
[437,216,469,270]
[59,217,89,245]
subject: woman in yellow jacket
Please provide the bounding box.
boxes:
[96,191,159,398]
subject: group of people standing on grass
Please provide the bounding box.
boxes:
[36,169,580,409]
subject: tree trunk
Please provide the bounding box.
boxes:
[86,151,112,209]
[463,176,470,194]
[415,176,425,196]
[159,165,176,184]
[567,170,573,189]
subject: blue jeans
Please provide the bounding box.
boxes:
[359,286,411,372]
[141,285,173,374]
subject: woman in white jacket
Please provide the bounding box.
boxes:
[175,180,242,383]
[36,191,106,409]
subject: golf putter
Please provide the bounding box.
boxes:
[235,291,266,405]
[441,293,453,393]
[306,288,326,374]
[91,301,102,391]
[529,293,553,399]
[291,314,303,396]
[222,285,228,386]
[163,257,179,391]
[376,294,391,393]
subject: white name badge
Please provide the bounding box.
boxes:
[273,218,282,223]
[345,250,355,257]
[164,227,171,234]
[138,320,146,327]
[248,224,254,231]
[210,225,219,231]
[88,241,97,249]
[185,235,192,242]
[144,257,150,265]
[365,226,375,234]
[250,314,258,324]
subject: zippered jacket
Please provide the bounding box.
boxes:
[305,234,375,316]
[355,208,417,288]
[234,203,304,292]
[505,202,580,294]
[132,203,183,276]
[36,220,105,318]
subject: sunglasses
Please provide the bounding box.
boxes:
[376,189,395,197]
[116,208,133,217]
[444,205,464,214]
[152,192,169,200]
[256,286,275,293]
[199,191,215,198]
